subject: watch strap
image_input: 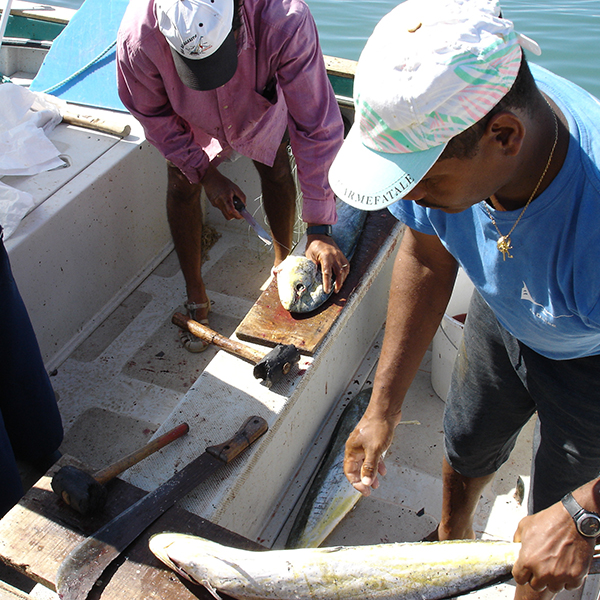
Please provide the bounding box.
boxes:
[561,492,600,537]
[306,224,332,237]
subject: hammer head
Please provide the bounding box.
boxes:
[253,343,301,387]
[51,465,108,515]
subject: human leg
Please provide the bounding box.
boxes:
[0,233,62,516]
[166,161,210,351]
[437,458,495,540]
[252,141,296,266]
[0,414,24,518]
[440,291,537,539]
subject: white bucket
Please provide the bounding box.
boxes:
[431,269,475,402]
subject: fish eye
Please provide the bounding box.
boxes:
[295,283,305,293]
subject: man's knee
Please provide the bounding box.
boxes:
[166,162,202,205]
[254,144,294,187]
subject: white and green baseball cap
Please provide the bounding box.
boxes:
[328,0,540,210]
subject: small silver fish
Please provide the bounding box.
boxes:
[285,388,373,548]
[149,534,520,600]
[277,200,367,313]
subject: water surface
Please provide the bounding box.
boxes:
[45,0,600,97]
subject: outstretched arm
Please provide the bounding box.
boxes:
[344,227,458,495]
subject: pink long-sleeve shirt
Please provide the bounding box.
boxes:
[116,0,344,224]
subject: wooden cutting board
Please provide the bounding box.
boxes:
[236,209,401,355]
[0,456,263,600]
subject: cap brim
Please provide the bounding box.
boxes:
[171,28,238,91]
[329,122,446,211]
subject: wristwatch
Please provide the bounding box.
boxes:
[306,224,332,237]
[561,492,600,538]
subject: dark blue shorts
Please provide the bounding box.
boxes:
[0,231,63,516]
[444,290,600,513]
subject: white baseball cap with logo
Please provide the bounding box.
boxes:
[156,0,237,91]
[328,0,541,210]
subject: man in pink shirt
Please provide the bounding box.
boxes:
[117,0,348,351]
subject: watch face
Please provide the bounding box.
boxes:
[578,515,600,537]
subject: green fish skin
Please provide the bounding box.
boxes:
[276,200,367,313]
[285,388,373,549]
[149,534,520,600]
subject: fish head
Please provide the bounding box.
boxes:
[149,533,227,597]
[275,255,330,313]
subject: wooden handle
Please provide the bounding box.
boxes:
[94,422,189,484]
[172,312,265,364]
[62,111,131,138]
[206,416,268,462]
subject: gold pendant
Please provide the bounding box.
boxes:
[497,235,513,260]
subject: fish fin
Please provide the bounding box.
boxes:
[202,579,224,600]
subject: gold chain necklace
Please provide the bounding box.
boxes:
[484,99,559,260]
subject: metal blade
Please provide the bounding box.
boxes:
[233,197,272,245]
[56,416,268,600]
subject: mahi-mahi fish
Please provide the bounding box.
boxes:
[285,388,373,549]
[149,534,520,600]
[276,200,367,313]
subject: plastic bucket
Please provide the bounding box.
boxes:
[431,269,474,401]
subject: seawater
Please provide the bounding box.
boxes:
[48,0,599,97]
[307,0,600,99]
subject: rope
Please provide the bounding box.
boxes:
[41,39,117,94]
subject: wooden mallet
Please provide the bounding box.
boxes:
[172,313,301,387]
[51,422,189,515]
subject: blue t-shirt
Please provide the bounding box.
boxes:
[389,64,600,360]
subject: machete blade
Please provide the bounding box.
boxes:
[56,415,268,600]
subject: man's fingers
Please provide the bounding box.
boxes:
[334,263,349,293]
[322,269,332,295]
[361,454,384,487]
[351,481,373,497]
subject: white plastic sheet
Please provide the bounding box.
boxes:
[0,83,64,238]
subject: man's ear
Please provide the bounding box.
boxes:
[484,110,525,157]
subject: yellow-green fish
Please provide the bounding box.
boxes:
[285,389,372,548]
[150,534,520,600]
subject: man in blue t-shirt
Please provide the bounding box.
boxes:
[328,1,600,598]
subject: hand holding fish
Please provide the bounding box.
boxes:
[305,234,349,294]
[512,494,597,594]
[201,163,247,221]
[343,411,395,496]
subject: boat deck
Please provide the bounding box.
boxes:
[8,213,591,600]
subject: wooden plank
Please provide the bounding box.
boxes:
[5,2,75,25]
[236,210,401,354]
[0,580,29,600]
[0,456,263,600]
[324,55,356,79]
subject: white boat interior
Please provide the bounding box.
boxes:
[1,3,599,600]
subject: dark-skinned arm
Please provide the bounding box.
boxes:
[344,226,458,495]
[513,479,600,595]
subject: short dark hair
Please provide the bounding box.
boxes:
[439,55,538,160]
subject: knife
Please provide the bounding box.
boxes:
[233,196,273,245]
[55,415,268,600]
